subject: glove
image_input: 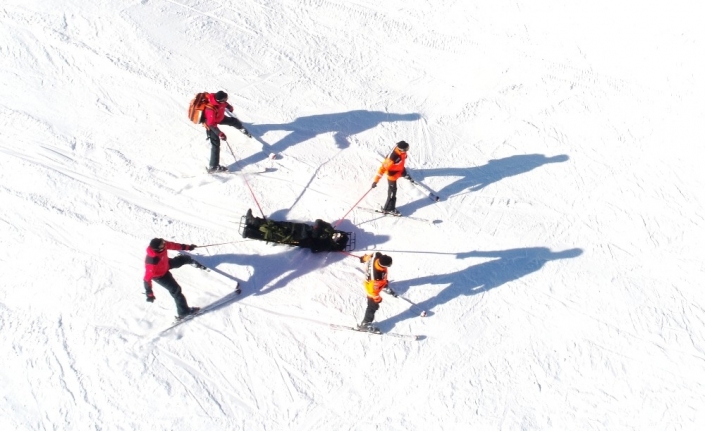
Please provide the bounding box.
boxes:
[359,253,372,263]
[146,290,155,303]
[383,287,398,297]
[219,132,227,140]
[188,244,197,251]
[371,182,377,189]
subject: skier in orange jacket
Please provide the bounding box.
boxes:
[372,141,411,215]
[358,252,396,332]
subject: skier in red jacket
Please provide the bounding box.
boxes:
[143,238,205,319]
[203,91,252,173]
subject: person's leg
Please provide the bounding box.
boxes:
[220,116,251,137]
[383,179,398,211]
[168,254,193,269]
[207,128,221,168]
[361,296,380,325]
[169,254,206,271]
[220,116,243,129]
[153,272,190,316]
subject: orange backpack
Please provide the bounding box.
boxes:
[188,92,212,124]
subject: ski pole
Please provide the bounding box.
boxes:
[333,187,373,228]
[395,294,428,317]
[224,139,267,219]
[338,250,364,259]
[408,176,440,202]
[196,240,251,248]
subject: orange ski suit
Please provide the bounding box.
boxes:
[373,146,407,185]
[361,253,389,303]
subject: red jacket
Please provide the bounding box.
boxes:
[204,93,234,127]
[143,241,190,288]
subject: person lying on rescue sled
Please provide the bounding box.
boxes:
[239,209,354,252]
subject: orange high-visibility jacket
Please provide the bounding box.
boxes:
[373,147,407,184]
[361,253,388,303]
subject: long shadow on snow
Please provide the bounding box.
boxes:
[235,110,421,169]
[397,154,569,216]
[378,246,582,331]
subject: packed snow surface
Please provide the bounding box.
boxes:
[1,1,703,430]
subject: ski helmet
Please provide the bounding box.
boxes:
[378,254,393,267]
[149,238,165,251]
[215,91,228,102]
[396,141,409,151]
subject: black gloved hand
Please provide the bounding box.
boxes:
[371,182,377,189]
[146,290,155,303]
[188,244,197,251]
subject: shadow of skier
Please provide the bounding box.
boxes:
[398,154,569,215]
[237,110,421,168]
[378,246,583,330]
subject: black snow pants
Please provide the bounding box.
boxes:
[152,255,194,317]
[382,179,398,212]
[206,116,246,168]
[362,296,380,325]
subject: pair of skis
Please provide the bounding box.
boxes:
[329,290,427,341]
[357,207,435,224]
[205,166,274,176]
[329,324,421,341]
[159,258,241,334]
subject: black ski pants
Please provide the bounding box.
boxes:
[383,179,398,212]
[152,255,194,317]
[206,116,245,168]
[362,296,380,324]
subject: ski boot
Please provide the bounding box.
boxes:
[176,307,201,320]
[357,322,381,334]
[381,206,401,216]
[191,260,207,270]
[207,165,228,174]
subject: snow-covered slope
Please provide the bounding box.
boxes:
[1,1,704,430]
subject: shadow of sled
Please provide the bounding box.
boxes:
[239,209,356,253]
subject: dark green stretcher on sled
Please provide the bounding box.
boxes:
[239,209,355,253]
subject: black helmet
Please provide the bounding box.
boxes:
[215,91,228,102]
[396,141,409,151]
[149,238,165,251]
[378,254,393,267]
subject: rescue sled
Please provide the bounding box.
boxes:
[239,209,355,252]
